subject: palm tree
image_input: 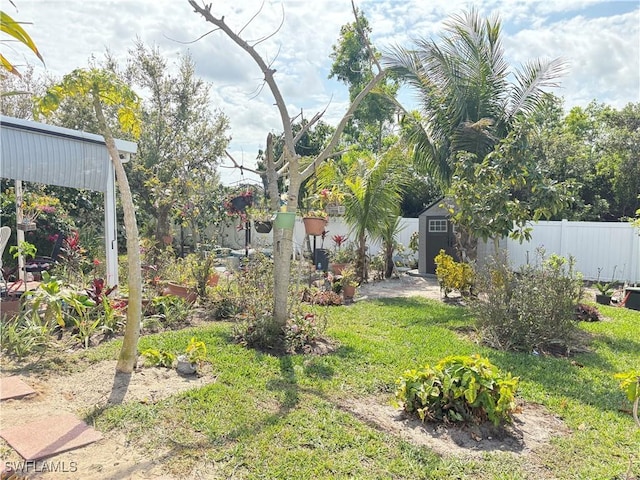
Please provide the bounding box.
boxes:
[340,147,408,281]
[385,8,566,186]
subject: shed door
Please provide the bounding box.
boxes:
[424,217,457,274]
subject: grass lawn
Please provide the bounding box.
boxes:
[75,298,639,478]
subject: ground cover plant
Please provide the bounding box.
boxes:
[3,293,636,479]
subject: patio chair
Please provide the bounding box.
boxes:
[25,232,65,277]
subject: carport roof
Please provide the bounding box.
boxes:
[1,115,137,193]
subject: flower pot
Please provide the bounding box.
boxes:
[0,297,22,319]
[303,216,327,236]
[331,263,347,275]
[230,195,252,212]
[163,282,197,303]
[342,284,356,300]
[274,212,296,230]
[595,294,611,305]
[254,220,273,234]
[162,235,173,246]
[207,273,220,287]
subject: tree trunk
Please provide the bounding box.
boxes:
[155,203,172,248]
[92,93,142,374]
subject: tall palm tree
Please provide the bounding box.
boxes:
[385,8,566,186]
[340,147,408,281]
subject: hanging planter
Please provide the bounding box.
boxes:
[230,195,252,212]
[303,216,327,236]
[274,212,296,230]
[254,220,273,234]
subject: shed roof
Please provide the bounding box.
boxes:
[1,115,137,193]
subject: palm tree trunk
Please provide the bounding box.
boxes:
[92,92,142,373]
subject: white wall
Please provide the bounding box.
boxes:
[477,220,640,284]
[214,215,420,259]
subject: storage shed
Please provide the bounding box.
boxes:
[417,198,459,275]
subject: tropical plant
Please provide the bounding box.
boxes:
[340,147,408,281]
[385,7,566,188]
[140,348,176,368]
[0,9,44,78]
[394,354,519,426]
[37,68,142,373]
[184,336,207,367]
[283,310,327,354]
[614,370,640,428]
[434,249,474,297]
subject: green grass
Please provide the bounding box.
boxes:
[77,298,639,479]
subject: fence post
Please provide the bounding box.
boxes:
[559,219,569,258]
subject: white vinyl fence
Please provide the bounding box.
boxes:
[477,220,640,284]
[217,216,419,261]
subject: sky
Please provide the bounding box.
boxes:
[6,0,640,185]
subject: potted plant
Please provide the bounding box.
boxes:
[18,193,60,231]
[594,266,617,305]
[176,336,207,375]
[340,264,358,302]
[302,210,328,236]
[329,238,356,274]
[247,206,274,234]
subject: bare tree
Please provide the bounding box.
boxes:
[188,0,386,327]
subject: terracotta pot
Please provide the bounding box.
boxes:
[162,235,173,246]
[331,263,347,275]
[208,273,220,287]
[342,284,356,299]
[303,216,327,236]
[163,282,197,303]
[0,297,22,319]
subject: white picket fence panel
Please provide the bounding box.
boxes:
[477,220,640,283]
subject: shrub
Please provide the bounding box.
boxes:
[434,249,473,297]
[283,310,327,354]
[473,250,583,353]
[0,315,50,359]
[395,354,519,426]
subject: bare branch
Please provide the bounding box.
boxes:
[189,0,296,160]
[351,0,382,73]
[250,4,286,47]
[238,0,265,37]
[224,150,262,175]
[163,27,221,45]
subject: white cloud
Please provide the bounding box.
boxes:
[9,0,639,185]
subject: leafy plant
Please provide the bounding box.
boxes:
[185,337,207,366]
[10,240,37,260]
[0,316,50,359]
[394,354,519,426]
[151,294,192,328]
[283,310,327,354]
[434,249,473,297]
[140,348,177,368]
[614,370,640,428]
[594,266,617,296]
[473,250,583,353]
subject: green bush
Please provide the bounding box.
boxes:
[394,354,519,426]
[473,250,583,353]
[434,249,473,297]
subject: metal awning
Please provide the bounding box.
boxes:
[0,115,138,287]
[1,116,136,191]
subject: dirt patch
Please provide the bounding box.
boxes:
[0,361,217,479]
[340,396,571,459]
